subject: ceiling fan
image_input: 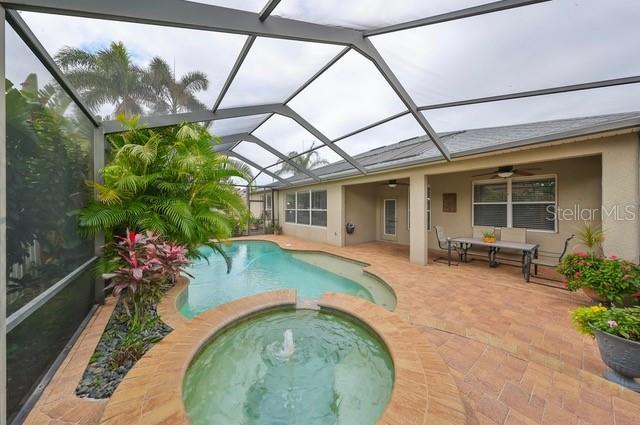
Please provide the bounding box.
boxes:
[382,179,409,188]
[472,165,540,179]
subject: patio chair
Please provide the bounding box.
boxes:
[495,227,528,265]
[463,226,496,261]
[472,225,496,239]
[532,234,575,279]
[434,225,463,264]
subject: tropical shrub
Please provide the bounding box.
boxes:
[109,230,190,319]
[79,114,250,265]
[559,253,640,304]
[571,305,640,341]
[576,222,605,255]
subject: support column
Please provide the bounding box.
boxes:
[0,7,7,425]
[601,135,640,262]
[409,172,429,265]
[326,183,344,247]
[92,127,105,304]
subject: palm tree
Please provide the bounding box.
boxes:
[145,57,209,114]
[55,42,151,117]
[276,144,329,175]
[79,114,250,265]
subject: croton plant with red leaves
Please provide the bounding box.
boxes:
[109,230,191,311]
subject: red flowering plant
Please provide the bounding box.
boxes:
[559,252,640,304]
[109,230,191,318]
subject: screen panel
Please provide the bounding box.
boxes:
[232,141,281,168]
[273,0,491,30]
[219,37,342,108]
[253,114,324,158]
[20,11,247,119]
[371,0,640,106]
[5,24,94,316]
[287,50,406,139]
[209,114,271,136]
[335,114,424,158]
[423,84,640,133]
[186,0,266,12]
[7,267,94,422]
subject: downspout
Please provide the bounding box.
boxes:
[271,188,275,234]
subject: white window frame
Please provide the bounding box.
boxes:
[471,174,557,233]
[426,185,432,231]
[383,198,397,236]
[284,190,327,228]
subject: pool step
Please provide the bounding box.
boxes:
[296,297,321,311]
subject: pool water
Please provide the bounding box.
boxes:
[183,309,394,425]
[178,241,396,318]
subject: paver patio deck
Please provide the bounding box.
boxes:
[24,235,640,425]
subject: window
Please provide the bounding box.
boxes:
[297,191,310,224]
[284,190,327,227]
[264,192,272,222]
[311,190,328,226]
[285,193,296,223]
[512,178,556,231]
[472,176,556,231]
[473,182,508,227]
[384,199,396,235]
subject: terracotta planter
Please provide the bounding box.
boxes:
[593,329,640,392]
[482,236,496,244]
[581,287,639,306]
[582,287,607,303]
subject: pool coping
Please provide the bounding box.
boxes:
[100,289,467,425]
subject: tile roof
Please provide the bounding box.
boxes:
[276,111,640,186]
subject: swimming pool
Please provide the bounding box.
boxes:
[178,241,396,318]
[183,309,394,425]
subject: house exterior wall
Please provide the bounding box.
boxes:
[276,131,640,263]
[427,155,602,256]
[344,183,377,245]
[601,136,640,261]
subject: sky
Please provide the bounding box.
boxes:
[7,0,640,173]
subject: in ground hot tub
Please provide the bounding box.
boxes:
[182,308,394,425]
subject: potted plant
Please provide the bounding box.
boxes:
[559,253,640,305]
[273,224,282,235]
[571,305,640,391]
[482,230,496,244]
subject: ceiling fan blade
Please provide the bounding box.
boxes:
[490,174,500,179]
[472,171,498,177]
[514,170,533,176]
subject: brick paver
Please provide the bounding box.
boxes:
[24,235,640,424]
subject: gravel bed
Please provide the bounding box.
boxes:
[75,301,172,399]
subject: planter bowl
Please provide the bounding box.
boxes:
[593,329,640,392]
[581,287,639,307]
[482,237,496,244]
[582,287,607,303]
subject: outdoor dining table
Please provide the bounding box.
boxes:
[447,237,539,282]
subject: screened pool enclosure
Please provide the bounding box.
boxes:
[1,0,640,423]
